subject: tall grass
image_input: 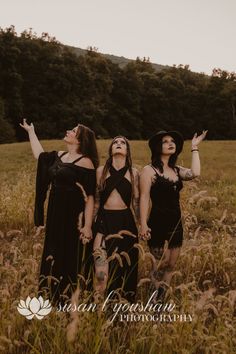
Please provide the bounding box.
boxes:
[0,140,235,353]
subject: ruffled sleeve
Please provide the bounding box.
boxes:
[34,151,57,226]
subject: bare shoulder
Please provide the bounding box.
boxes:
[139,165,154,190]
[176,165,188,173]
[140,164,155,177]
[76,157,95,169]
[96,165,104,173]
[96,165,104,177]
[176,165,195,180]
[176,165,190,173]
[58,150,66,157]
[95,166,104,184]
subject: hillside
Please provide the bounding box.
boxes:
[67,45,168,71]
[1,26,236,143]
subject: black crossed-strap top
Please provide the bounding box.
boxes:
[99,165,132,208]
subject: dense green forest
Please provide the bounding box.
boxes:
[0,26,235,143]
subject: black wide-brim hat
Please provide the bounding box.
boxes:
[148,130,184,155]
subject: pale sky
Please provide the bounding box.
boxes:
[1,0,235,74]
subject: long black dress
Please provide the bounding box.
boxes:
[148,165,183,250]
[95,165,139,302]
[35,151,96,304]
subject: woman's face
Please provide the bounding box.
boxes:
[111,137,127,157]
[161,135,176,155]
[64,126,79,145]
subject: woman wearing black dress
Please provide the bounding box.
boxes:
[20,119,98,304]
[139,130,207,299]
[93,136,139,302]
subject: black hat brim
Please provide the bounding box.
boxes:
[148,130,184,155]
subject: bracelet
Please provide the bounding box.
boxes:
[191,148,199,152]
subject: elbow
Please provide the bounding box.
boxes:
[34,153,39,160]
[192,170,200,178]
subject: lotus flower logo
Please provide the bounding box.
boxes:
[17,296,52,320]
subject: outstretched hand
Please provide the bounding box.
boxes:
[192,130,208,147]
[19,118,34,133]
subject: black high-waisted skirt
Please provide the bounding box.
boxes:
[95,208,139,302]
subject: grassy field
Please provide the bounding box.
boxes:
[0,140,236,353]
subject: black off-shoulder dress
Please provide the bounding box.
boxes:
[34,151,96,304]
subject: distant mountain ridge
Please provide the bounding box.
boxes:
[67,45,168,71]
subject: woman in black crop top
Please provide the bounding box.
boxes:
[140,130,207,300]
[93,136,139,302]
[20,119,98,305]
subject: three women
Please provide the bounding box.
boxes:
[21,119,207,303]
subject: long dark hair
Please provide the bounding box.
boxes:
[151,136,178,173]
[76,124,99,169]
[100,136,134,192]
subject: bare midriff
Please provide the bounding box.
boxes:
[104,189,128,210]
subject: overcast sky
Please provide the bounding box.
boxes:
[1,0,235,74]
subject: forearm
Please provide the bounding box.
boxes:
[132,197,140,223]
[28,130,44,159]
[93,187,100,219]
[140,194,150,226]
[191,145,201,176]
[84,195,94,228]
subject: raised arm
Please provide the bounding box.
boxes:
[19,119,44,159]
[178,130,208,180]
[139,166,153,240]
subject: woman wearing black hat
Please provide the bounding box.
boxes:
[139,130,207,299]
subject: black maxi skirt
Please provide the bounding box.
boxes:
[38,186,93,305]
[95,208,139,302]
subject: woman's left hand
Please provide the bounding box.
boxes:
[192,130,208,148]
[79,226,93,244]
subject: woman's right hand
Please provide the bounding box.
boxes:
[19,118,35,133]
[79,226,93,245]
[139,224,151,241]
[19,118,44,159]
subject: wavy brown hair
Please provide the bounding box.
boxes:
[99,136,134,194]
[76,124,99,169]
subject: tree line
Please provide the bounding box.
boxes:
[0,26,236,143]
